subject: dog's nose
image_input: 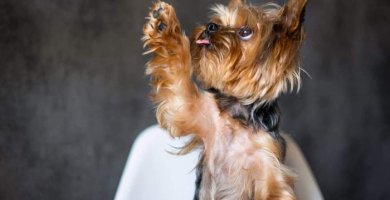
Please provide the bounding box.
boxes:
[201,23,219,39]
[206,23,219,33]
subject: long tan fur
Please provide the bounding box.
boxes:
[142,0,307,199]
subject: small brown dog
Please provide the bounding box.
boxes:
[143,0,307,199]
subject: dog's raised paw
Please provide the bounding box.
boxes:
[144,2,175,36]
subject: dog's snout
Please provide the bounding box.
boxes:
[206,23,219,32]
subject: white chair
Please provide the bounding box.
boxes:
[114,125,323,200]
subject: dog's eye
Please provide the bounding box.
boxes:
[237,27,253,41]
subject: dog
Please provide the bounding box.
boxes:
[142,0,307,199]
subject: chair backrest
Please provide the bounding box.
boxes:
[114,125,323,200]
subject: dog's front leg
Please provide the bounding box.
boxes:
[143,2,209,137]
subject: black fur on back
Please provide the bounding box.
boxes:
[193,155,204,200]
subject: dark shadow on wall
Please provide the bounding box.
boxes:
[0,0,389,199]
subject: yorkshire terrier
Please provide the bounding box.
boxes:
[142,0,307,199]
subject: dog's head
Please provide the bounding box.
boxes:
[191,0,307,104]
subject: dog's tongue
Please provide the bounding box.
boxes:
[196,39,210,45]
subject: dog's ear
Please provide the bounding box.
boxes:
[228,0,245,8]
[277,0,307,36]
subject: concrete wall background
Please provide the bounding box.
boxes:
[0,0,389,199]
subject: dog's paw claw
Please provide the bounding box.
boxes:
[152,7,163,18]
[152,10,159,18]
[158,22,167,31]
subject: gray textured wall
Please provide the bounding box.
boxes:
[0,0,389,199]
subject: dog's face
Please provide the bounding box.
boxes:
[191,0,307,104]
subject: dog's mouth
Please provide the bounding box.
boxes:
[196,31,211,46]
[196,22,219,46]
[196,38,210,45]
